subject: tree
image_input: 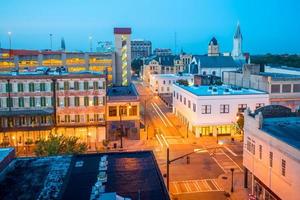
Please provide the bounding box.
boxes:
[131,58,143,75]
[34,135,87,156]
[236,114,244,134]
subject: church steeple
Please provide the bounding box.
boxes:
[234,22,242,40]
[232,22,243,58]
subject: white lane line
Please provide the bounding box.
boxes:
[194,181,202,192]
[151,103,168,126]
[173,182,179,194]
[192,181,201,192]
[155,134,164,147]
[184,182,191,192]
[211,179,221,191]
[203,180,212,191]
[194,149,208,153]
[153,102,173,127]
[212,157,226,173]
[160,134,169,147]
[221,149,243,172]
[224,146,238,157]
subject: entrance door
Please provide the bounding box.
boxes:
[201,127,211,136]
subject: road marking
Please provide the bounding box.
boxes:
[203,180,212,191]
[151,103,168,126]
[155,134,164,147]
[224,146,238,157]
[211,179,221,191]
[194,181,201,191]
[184,182,191,192]
[153,102,173,127]
[160,134,169,147]
[193,149,208,153]
[212,157,226,173]
[172,182,179,194]
[220,149,243,172]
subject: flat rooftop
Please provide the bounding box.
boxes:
[0,148,14,162]
[175,84,266,96]
[151,73,193,78]
[262,117,300,151]
[62,152,169,200]
[259,72,300,80]
[107,84,138,97]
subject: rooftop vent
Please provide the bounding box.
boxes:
[211,87,218,94]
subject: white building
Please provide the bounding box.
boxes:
[149,74,194,94]
[243,105,300,200]
[173,84,269,137]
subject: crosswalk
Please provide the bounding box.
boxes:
[170,179,223,195]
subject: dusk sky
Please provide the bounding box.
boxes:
[0,0,299,54]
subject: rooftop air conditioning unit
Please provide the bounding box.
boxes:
[211,88,218,94]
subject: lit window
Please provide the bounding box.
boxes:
[109,106,117,117]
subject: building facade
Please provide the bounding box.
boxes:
[0,71,106,153]
[142,55,185,84]
[149,74,194,94]
[243,105,300,200]
[131,39,152,60]
[223,64,300,111]
[208,37,219,56]
[172,84,269,137]
[106,84,140,141]
[153,48,172,56]
[0,49,115,84]
[113,27,132,86]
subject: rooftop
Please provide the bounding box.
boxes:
[0,148,14,163]
[259,72,300,80]
[175,84,266,96]
[151,73,193,79]
[107,84,138,97]
[62,152,169,200]
[192,55,239,68]
[262,117,300,151]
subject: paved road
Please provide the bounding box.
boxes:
[134,80,247,200]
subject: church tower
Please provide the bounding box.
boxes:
[208,37,219,56]
[232,22,242,58]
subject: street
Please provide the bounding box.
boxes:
[133,79,249,200]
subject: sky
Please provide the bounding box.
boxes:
[0,0,299,54]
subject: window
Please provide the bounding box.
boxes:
[161,87,164,92]
[163,80,166,85]
[29,83,35,92]
[93,81,98,90]
[6,98,12,108]
[202,105,211,114]
[41,116,47,124]
[259,145,262,160]
[74,81,79,90]
[281,159,286,176]
[167,87,170,92]
[203,71,206,75]
[84,97,89,106]
[238,104,247,113]
[93,96,99,106]
[212,71,216,76]
[129,105,138,116]
[173,91,175,97]
[176,93,178,99]
[169,80,171,84]
[180,95,182,102]
[65,115,71,123]
[40,97,46,107]
[294,84,300,92]
[75,115,80,123]
[256,103,265,109]
[220,104,229,113]
[18,83,24,92]
[282,84,291,93]
[184,97,186,105]
[271,84,280,93]
[29,97,35,107]
[109,106,117,117]
[6,83,12,92]
[84,81,89,90]
[193,103,196,112]
[18,97,24,107]
[246,138,255,155]
[40,83,46,92]
[269,152,273,168]
[119,106,127,116]
[64,97,70,107]
[75,97,80,106]
[64,82,69,90]
[188,100,191,108]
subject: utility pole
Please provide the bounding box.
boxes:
[89,36,93,52]
[231,168,235,193]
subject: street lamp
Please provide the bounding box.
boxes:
[8,32,12,57]
[230,168,235,193]
[89,36,93,52]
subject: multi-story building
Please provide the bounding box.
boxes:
[96,41,114,53]
[149,73,194,94]
[106,84,140,141]
[189,55,240,79]
[153,48,172,56]
[172,83,269,137]
[243,105,300,200]
[142,55,184,83]
[0,49,115,84]
[223,64,300,111]
[0,70,106,153]
[113,27,132,86]
[131,39,152,60]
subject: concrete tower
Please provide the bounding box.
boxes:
[232,22,243,58]
[113,28,132,86]
[208,37,219,56]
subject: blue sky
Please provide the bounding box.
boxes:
[0,0,299,54]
